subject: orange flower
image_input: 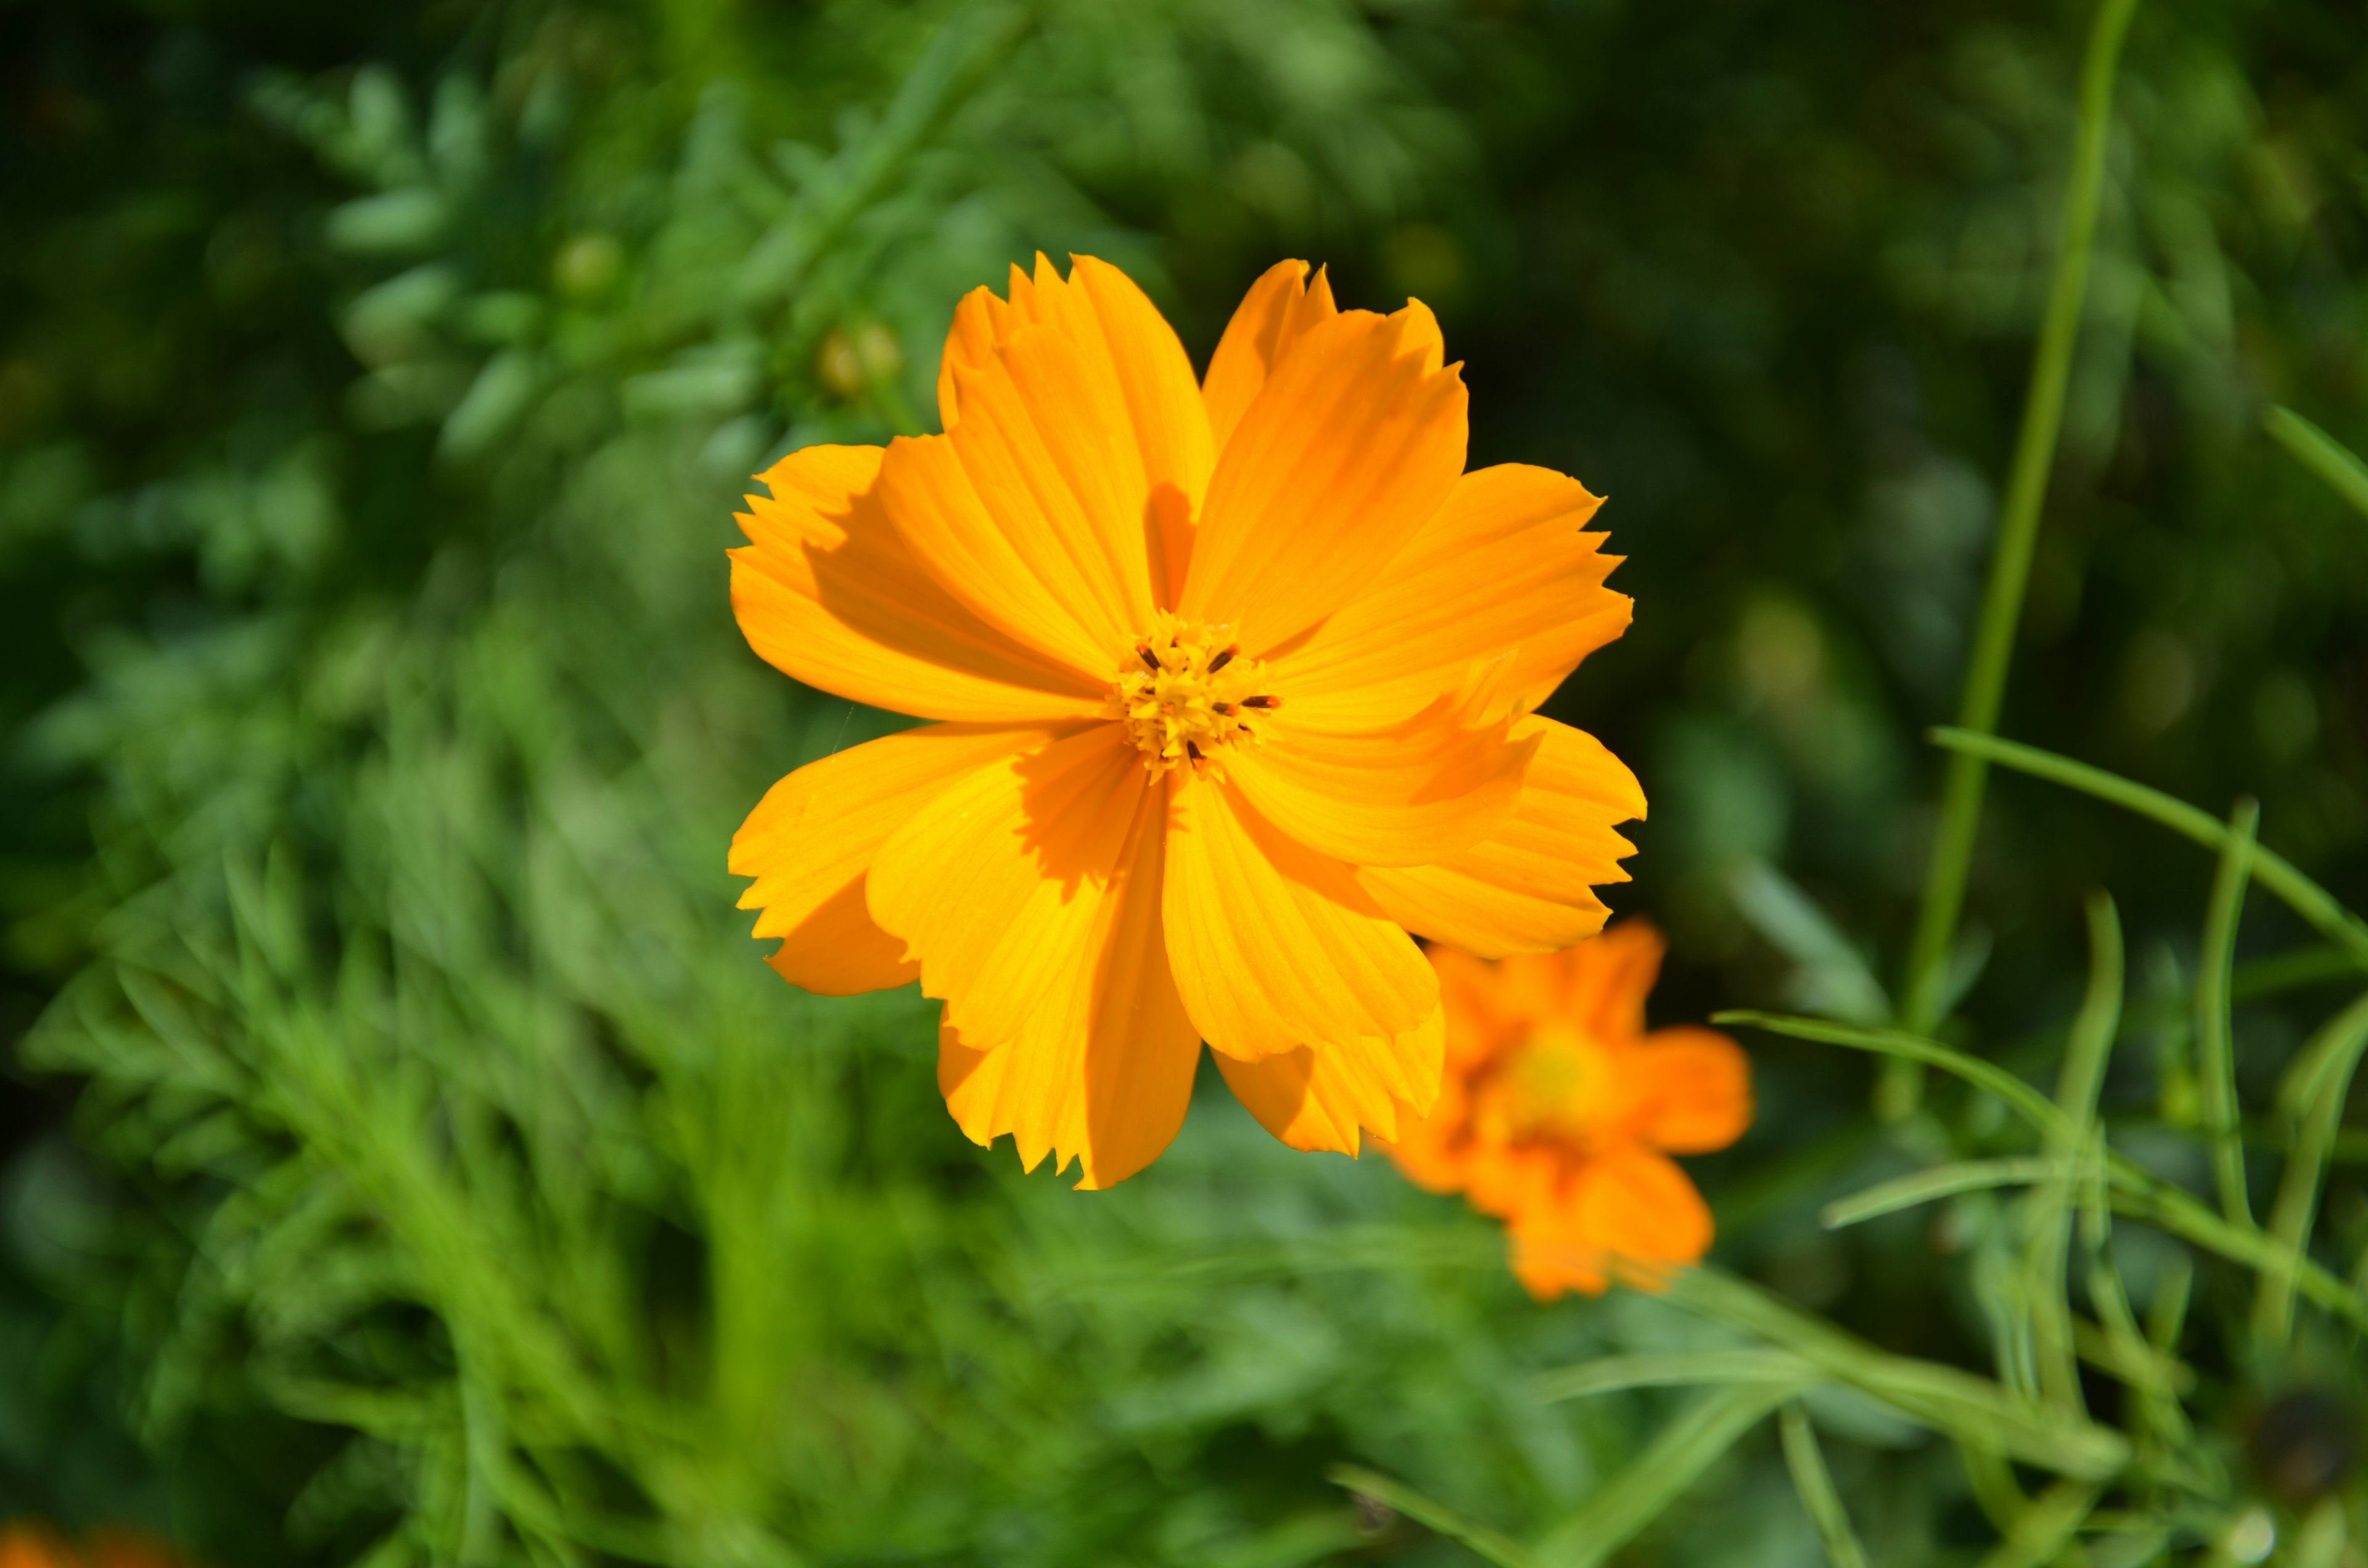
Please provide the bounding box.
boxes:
[0,1525,183,1568]
[1386,922,1751,1297]
[729,255,1642,1186]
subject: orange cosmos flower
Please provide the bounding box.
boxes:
[1386,922,1751,1297]
[729,255,1642,1186]
[1,1525,184,1568]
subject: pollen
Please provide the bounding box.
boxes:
[1111,610,1280,773]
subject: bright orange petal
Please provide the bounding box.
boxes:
[1564,918,1666,1043]
[935,775,1201,1188]
[1624,1026,1753,1153]
[1270,463,1631,728]
[1199,260,1339,455]
[1508,1146,1713,1299]
[731,721,1078,994]
[732,444,1106,722]
[1357,718,1642,958]
[1212,1006,1442,1155]
[884,255,1212,674]
[1223,696,1536,868]
[936,264,1038,430]
[1161,774,1437,1060]
[1178,306,1466,654]
[866,724,1153,1051]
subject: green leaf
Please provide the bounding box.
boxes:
[1534,1349,1816,1402]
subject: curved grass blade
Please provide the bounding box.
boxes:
[1533,1381,1805,1568]
[1717,1009,2368,1334]
[2028,893,2124,1412]
[1822,1157,2071,1231]
[2266,405,2368,523]
[1780,1403,1870,1568]
[1325,1464,1541,1568]
[1534,1350,1814,1403]
[2196,800,2261,1229]
[2255,989,2368,1345]
[1927,729,2368,969]
[1666,1267,2131,1480]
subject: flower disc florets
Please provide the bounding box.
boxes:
[1111,610,1280,774]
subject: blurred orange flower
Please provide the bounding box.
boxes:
[0,1525,183,1568]
[729,255,1640,1186]
[1384,922,1751,1297]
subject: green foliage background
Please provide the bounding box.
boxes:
[6,0,2368,1564]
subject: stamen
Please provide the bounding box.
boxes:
[1108,612,1276,775]
[1209,647,1236,673]
[1240,694,1278,710]
[1186,741,1203,762]
[1137,646,1160,673]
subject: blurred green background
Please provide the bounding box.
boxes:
[6,0,2368,1562]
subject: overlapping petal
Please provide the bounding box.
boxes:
[1199,259,1338,454]
[731,445,1106,721]
[1358,717,1643,958]
[1507,1147,1711,1297]
[730,721,1077,995]
[1211,1007,1441,1156]
[1223,697,1536,868]
[868,724,1153,1050]
[1272,463,1630,728]
[935,773,1201,1189]
[1179,306,1467,654]
[1162,774,1437,1061]
[884,255,1214,673]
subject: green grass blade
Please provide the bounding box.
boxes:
[1534,1381,1803,1568]
[2197,799,2261,1229]
[1976,1479,2103,1568]
[1896,0,2144,1067]
[1533,1350,1815,1402]
[2265,404,2368,523]
[1666,1268,2131,1479]
[1822,1157,2070,1231]
[2254,989,2368,1345]
[1326,1464,1542,1568]
[1719,1008,2368,1334]
[1779,1403,1870,1568]
[1715,1011,2069,1136]
[2027,893,2124,1412]
[1927,729,2368,968]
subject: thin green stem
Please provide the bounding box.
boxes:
[1928,728,2368,968]
[2254,990,2368,1347]
[1893,0,2142,1100]
[2265,405,2368,523]
[1780,1404,1872,1568]
[1327,1464,1542,1568]
[2028,893,2124,1413]
[2197,799,2260,1229]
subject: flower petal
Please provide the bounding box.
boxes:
[1199,259,1338,455]
[1626,1027,1753,1153]
[935,773,1201,1189]
[1270,463,1631,728]
[1357,718,1643,958]
[732,444,1106,722]
[1162,774,1437,1061]
[868,724,1151,1051]
[1223,697,1537,868]
[1179,306,1466,654]
[1507,1147,1712,1300]
[1211,1006,1441,1156]
[731,721,1079,994]
[884,255,1213,674]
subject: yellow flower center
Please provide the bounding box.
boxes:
[1111,610,1280,774]
[1483,1024,1614,1151]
